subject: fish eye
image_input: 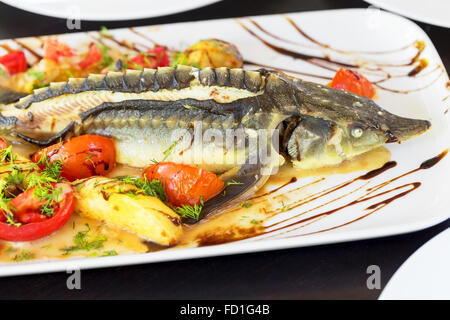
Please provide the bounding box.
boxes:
[351,127,363,138]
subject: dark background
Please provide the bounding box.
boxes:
[0,0,448,299]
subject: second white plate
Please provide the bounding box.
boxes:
[0,0,221,21]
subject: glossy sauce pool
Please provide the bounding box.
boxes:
[0,145,405,262]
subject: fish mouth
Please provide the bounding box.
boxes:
[384,116,431,142]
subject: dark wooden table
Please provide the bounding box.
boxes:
[0,0,448,300]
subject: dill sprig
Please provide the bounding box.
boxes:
[0,145,15,164]
[174,197,204,220]
[114,176,167,203]
[174,203,203,220]
[61,224,107,255]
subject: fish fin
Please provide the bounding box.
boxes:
[0,86,27,105]
[183,160,271,224]
[15,121,75,146]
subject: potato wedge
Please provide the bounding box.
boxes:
[74,177,183,246]
[181,39,243,69]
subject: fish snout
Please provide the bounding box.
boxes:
[383,116,431,142]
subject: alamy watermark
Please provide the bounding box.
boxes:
[165,122,281,175]
[366,265,381,290]
[66,268,81,290]
[66,6,81,31]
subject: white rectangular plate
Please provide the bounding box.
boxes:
[0,8,449,276]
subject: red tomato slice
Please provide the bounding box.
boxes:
[0,51,27,75]
[43,38,73,62]
[32,135,116,181]
[0,137,7,150]
[0,183,74,241]
[129,46,169,70]
[79,43,102,70]
[329,68,375,99]
[143,162,224,207]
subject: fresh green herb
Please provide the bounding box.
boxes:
[101,250,118,257]
[34,184,62,217]
[174,203,202,220]
[98,43,113,68]
[225,180,243,187]
[279,201,291,212]
[6,166,24,187]
[114,176,167,203]
[100,26,111,37]
[0,66,7,78]
[65,70,74,78]
[35,149,64,182]
[170,52,187,67]
[250,219,260,225]
[27,70,43,80]
[241,202,252,208]
[162,140,179,162]
[0,179,20,226]
[41,244,52,249]
[223,179,243,195]
[13,250,34,261]
[0,145,14,163]
[84,152,97,167]
[183,104,200,110]
[61,224,107,255]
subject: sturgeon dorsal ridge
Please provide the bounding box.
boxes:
[244,70,262,92]
[156,67,176,89]
[124,69,142,91]
[141,68,157,91]
[199,67,216,86]
[10,67,262,110]
[105,72,125,91]
[85,74,105,91]
[214,67,230,86]
[175,65,195,88]
[67,78,89,93]
[229,68,245,89]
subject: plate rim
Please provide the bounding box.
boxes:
[0,8,449,276]
[0,0,222,21]
[379,227,450,299]
[364,0,450,28]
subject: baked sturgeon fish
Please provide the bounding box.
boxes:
[0,66,431,219]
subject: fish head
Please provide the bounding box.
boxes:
[274,73,431,169]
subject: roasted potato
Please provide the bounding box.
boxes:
[174,39,243,69]
[73,177,183,246]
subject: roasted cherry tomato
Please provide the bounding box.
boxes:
[0,51,27,75]
[43,38,73,62]
[144,162,224,207]
[129,46,169,70]
[329,68,375,99]
[79,43,102,70]
[32,135,116,181]
[0,183,74,241]
[0,137,7,150]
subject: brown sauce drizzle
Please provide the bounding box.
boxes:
[12,39,42,60]
[128,28,160,46]
[194,150,447,246]
[238,17,446,94]
[236,19,355,72]
[261,150,447,239]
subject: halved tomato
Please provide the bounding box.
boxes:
[0,137,7,150]
[79,43,102,70]
[0,51,27,75]
[0,183,74,241]
[32,135,116,181]
[329,68,375,99]
[143,162,224,207]
[129,46,169,70]
[43,38,73,62]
